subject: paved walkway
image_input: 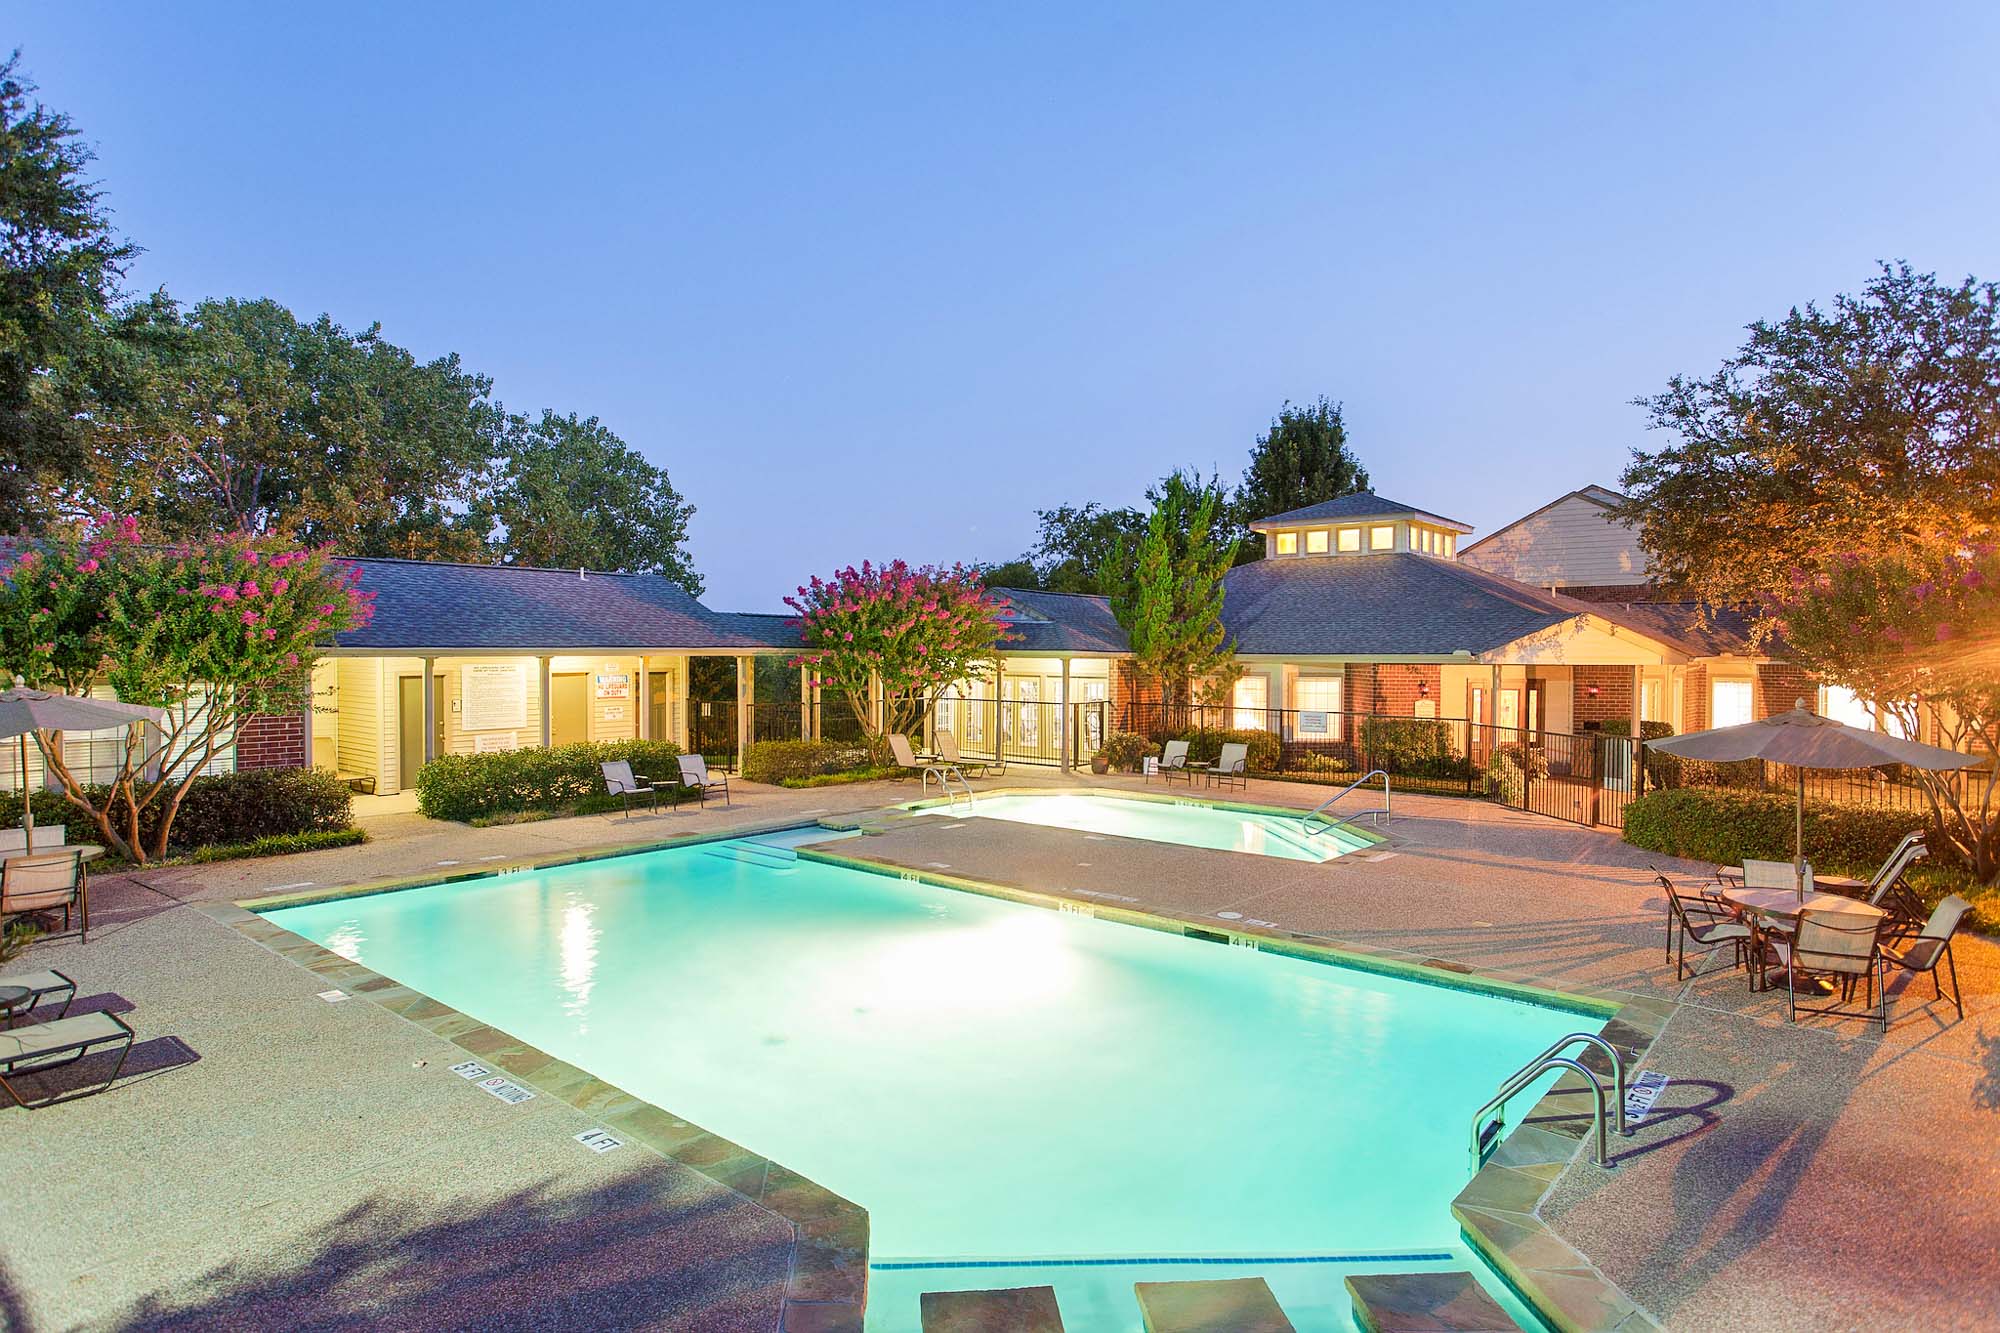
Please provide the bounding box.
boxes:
[4,772,1994,1330]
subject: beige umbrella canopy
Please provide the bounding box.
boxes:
[0,679,166,853]
[1646,699,1980,895]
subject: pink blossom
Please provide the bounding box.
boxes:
[264,628,277,640]
[241,581,261,597]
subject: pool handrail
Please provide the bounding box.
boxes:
[1301,769,1390,836]
[1470,1031,1629,1170]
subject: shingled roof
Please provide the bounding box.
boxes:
[988,588,1129,653]
[335,558,799,651]
[1219,554,1688,657]
[1247,490,1472,533]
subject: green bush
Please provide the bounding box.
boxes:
[0,765,354,854]
[742,739,874,784]
[779,766,902,789]
[1175,727,1282,772]
[1623,787,1930,871]
[1486,742,1546,804]
[189,827,368,863]
[1358,716,1471,779]
[416,739,682,822]
[1102,731,1158,772]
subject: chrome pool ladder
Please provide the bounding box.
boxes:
[1301,769,1390,835]
[923,764,976,811]
[1470,1032,1628,1170]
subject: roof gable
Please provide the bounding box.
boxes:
[988,588,1129,654]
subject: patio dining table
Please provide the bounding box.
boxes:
[1720,885,1886,994]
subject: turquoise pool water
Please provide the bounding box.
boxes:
[917,791,1374,862]
[265,832,1581,1330]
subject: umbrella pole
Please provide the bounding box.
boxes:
[19,732,32,855]
[1795,768,1805,902]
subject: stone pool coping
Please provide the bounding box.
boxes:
[229,814,1665,1333]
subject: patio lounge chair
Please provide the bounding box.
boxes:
[1865,833,1930,939]
[675,754,731,807]
[0,967,77,1024]
[935,730,1002,779]
[600,760,666,817]
[888,733,964,791]
[1,849,87,944]
[1203,742,1250,791]
[1658,875,1753,982]
[1154,740,1193,784]
[1764,906,1887,1030]
[1881,893,1972,1021]
[0,1009,135,1106]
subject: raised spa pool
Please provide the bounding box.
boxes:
[265,831,1581,1329]
[914,790,1376,862]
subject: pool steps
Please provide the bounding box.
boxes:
[919,1284,1065,1331]
[1347,1271,1518,1332]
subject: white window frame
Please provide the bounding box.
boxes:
[1274,531,1298,556]
[1370,524,1395,551]
[1336,527,1361,553]
[1231,674,1269,731]
[1711,678,1754,728]
[1294,674,1343,740]
[1305,529,1330,555]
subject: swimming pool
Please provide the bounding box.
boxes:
[913,790,1377,862]
[265,832,1583,1330]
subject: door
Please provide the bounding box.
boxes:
[1496,688,1521,743]
[397,676,424,792]
[551,673,590,748]
[648,670,676,745]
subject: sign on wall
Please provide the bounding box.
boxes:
[595,672,631,700]
[1299,710,1329,736]
[462,663,527,731]
[474,731,518,753]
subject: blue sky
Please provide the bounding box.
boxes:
[19,4,2000,609]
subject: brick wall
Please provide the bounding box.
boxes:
[236,711,307,771]
[1573,665,1634,727]
[1342,663,1441,715]
[1112,659,1162,723]
[1756,664,1818,719]
[1684,665,1709,732]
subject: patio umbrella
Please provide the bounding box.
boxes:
[1646,698,1981,898]
[0,679,165,853]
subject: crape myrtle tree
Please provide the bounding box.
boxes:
[0,517,373,862]
[1108,470,1242,714]
[786,560,1011,746]
[1772,543,2000,882]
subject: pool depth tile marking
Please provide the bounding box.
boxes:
[194,897,869,1333]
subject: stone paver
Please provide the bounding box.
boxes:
[1346,1271,1517,1332]
[920,1284,1067,1331]
[1134,1276,1294,1332]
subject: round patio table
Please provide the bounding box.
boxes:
[1720,886,1885,994]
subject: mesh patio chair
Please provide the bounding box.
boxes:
[675,754,731,807]
[1881,894,1972,1021]
[1,849,87,944]
[600,760,665,817]
[1742,858,1810,891]
[1154,740,1192,784]
[0,827,67,854]
[1765,906,1888,1030]
[1658,874,1754,983]
[1203,742,1250,791]
[1864,834,1931,942]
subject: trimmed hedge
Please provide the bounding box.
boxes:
[1358,716,1473,779]
[189,827,368,863]
[416,739,682,822]
[1623,787,1928,871]
[742,739,874,784]
[0,766,354,854]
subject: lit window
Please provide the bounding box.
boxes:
[1274,531,1298,556]
[1306,529,1330,554]
[1370,525,1394,551]
[1231,674,1269,730]
[1420,528,1433,554]
[1295,675,1343,739]
[1711,679,1754,727]
[1442,534,1456,558]
[1336,528,1361,552]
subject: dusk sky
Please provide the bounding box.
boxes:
[22,4,2000,610]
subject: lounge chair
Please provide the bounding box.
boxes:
[935,730,1002,779]
[0,967,77,1025]
[1764,906,1887,1030]
[1154,740,1193,784]
[1658,875,1753,982]
[675,754,731,807]
[0,1009,135,1107]
[1,849,87,944]
[1865,834,1930,940]
[888,733,964,792]
[1201,742,1250,791]
[600,760,666,817]
[1881,894,1972,1021]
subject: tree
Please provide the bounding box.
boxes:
[1108,471,1241,711]
[0,517,373,862]
[975,556,1042,590]
[480,410,702,592]
[1772,543,2000,883]
[0,51,137,530]
[1236,396,1369,558]
[786,560,1009,744]
[1618,264,2000,619]
[1028,502,1146,594]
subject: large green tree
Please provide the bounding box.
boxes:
[1618,263,2000,619]
[0,51,137,529]
[479,410,702,592]
[1236,396,1369,558]
[1108,470,1241,711]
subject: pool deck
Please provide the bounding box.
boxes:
[5,771,1996,1331]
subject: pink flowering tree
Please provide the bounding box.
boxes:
[786,560,1011,746]
[1772,542,2000,882]
[0,517,373,862]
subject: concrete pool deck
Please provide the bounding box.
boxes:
[4,771,1995,1330]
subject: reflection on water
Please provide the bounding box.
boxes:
[558,895,599,1028]
[324,921,365,961]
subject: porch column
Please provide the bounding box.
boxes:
[1059,657,1073,771]
[538,656,552,747]
[1630,665,1646,794]
[736,655,753,765]
[678,662,691,750]
[637,656,650,740]
[300,687,314,770]
[421,656,438,764]
[800,664,812,740]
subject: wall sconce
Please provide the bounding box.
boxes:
[1586,684,1600,699]
[1418,680,1430,698]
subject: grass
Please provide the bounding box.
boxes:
[186,828,368,863]
[779,766,902,789]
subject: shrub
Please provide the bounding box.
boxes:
[1358,716,1470,779]
[188,827,368,863]
[1102,731,1158,772]
[0,765,354,855]
[1176,726,1282,772]
[1486,742,1547,804]
[416,739,682,822]
[742,739,875,784]
[779,766,902,789]
[1623,787,1930,872]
